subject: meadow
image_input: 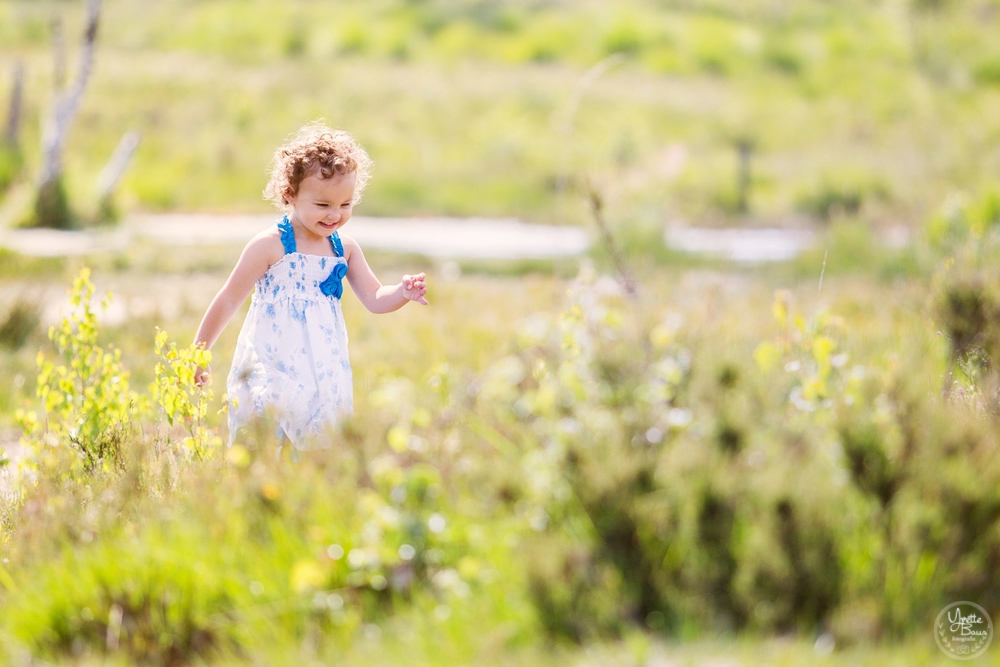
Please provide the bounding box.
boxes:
[1,0,1000,226]
[3,0,1000,665]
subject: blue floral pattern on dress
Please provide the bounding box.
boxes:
[227,218,352,449]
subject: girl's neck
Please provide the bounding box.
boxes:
[291,220,336,256]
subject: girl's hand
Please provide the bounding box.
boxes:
[402,273,429,305]
[195,365,211,387]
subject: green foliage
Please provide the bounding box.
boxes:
[0,297,41,350]
[796,169,891,221]
[1,379,513,665]
[923,186,1000,407]
[924,188,1000,253]
[762,36,804,76]
[601,18,648,58]
[151,329,221,459]
[455,273,1000,645]
[753,289,851,410]
[16,268,138,474]
[33,177,74,230]
[974,57,1000,86]
[0,248,66,279]
[10,221,1000,662]
[0,143,22,194]
[932,261,1000,411]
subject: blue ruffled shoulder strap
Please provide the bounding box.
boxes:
[320,231,348,299]
[277,215,296,254]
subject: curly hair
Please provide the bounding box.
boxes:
[263,122,373,209]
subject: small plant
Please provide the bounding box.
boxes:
[753,289,853,413]
[151,329,222,459]
[16,268,138,473]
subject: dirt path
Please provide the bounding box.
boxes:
[0,214,591,259]
[1,213,911,263]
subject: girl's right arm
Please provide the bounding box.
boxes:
[193,230,282,383]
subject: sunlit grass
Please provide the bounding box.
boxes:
[1,222,998,663]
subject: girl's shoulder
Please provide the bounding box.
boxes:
[244,225,287,268]
[339,232,362,259]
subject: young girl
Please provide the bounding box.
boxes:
[193,123,428,448]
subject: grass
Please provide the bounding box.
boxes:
[0,221,996,663]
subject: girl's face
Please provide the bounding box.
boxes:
[288,170,357,243]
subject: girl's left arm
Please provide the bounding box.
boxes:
[342,235,428,313]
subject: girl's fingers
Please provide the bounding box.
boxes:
[403,274,427,302]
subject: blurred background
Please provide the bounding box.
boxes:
[3,1,1000,665]
[2,0,999,229]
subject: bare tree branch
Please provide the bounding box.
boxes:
[97,131,141,201]
[38,0,101,188]
[584,181,638,297]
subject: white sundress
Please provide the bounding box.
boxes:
[227,216,353,448]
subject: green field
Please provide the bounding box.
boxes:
[4,0,1000,665]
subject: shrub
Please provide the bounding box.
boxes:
[33,177,74,230]
[0,297,41,350]
[602,19,646,58]
[973,58,1000,86]
[466,274,1000,644]
[923,188,1000,253]
[926,188,1000,407]
[795,169,891,221]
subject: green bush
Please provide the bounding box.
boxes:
[973,58,1000,86]
[464,277,1000,643]
[0,297,41,350]
[33,177,74,230]
[923,188,1000,253]
[796,169,891,221]
[762,37,804,76]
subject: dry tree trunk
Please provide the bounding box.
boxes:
[34,0,101,228]
[52,17,67,92]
